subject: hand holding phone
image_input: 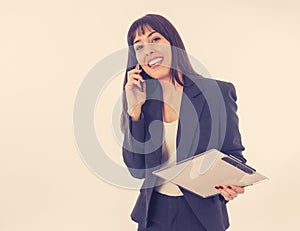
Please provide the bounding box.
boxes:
[125,64,146,119]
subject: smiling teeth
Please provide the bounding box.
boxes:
[148,57,163,66]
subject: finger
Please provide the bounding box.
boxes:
[215,185,238,200]
[129,65,142,74]
[128,69,142,75]
[223,185,238,197]
[227,185,245,194]
[127,70,142,81]
[127,74,144,83]
[125,79,140,90]
[219,189,233,201]
[225,189,238,198]
[127,71,142,81]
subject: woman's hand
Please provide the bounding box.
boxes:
[125,64,146,120]
[215,185,245,201]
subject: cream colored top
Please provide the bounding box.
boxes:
[155,118,184,196]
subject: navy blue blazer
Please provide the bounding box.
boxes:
[122,74,246,231]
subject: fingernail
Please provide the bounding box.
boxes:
[214,186,220,189]
[227,186,232,189]
[219,186,224,189]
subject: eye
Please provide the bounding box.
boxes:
[135,44,143,51]
[152,37,161,43]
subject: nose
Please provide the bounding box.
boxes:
[143,43,155,56]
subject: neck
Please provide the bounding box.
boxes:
[159,72,183,88]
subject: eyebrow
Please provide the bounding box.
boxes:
[133,31,158,44]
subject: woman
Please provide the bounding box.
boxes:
[121,14,246,231]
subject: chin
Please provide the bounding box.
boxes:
[144,67,171,80]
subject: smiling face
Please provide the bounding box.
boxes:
[133,25,172,82]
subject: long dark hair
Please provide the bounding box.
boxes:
[121,14,201,133]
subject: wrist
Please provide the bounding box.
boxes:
[129,105,142,121]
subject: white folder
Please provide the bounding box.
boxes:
[152,149,269,198]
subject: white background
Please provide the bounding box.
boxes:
[1,0,300,230]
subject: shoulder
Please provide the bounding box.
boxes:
[184,74,238,101]
[199,77,237,101]
[199,77,235,90]
[216,79,237,101]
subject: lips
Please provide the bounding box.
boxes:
[147,56,164,68]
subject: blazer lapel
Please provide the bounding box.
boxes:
[143,79,164,170]
[177,75,206,162]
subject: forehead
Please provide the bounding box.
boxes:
[133,24,155,41]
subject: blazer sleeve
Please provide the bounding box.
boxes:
[122,112,146,179]
[220,82,246,163]
[217,82,247,204]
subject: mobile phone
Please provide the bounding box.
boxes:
[137,79,144,92]
[136,64,145,92]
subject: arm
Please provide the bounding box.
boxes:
[122,113,146,179]
[220,82,246,163]
[122,74,164,179]
[122,65,147,179]
[218,81,246,201]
